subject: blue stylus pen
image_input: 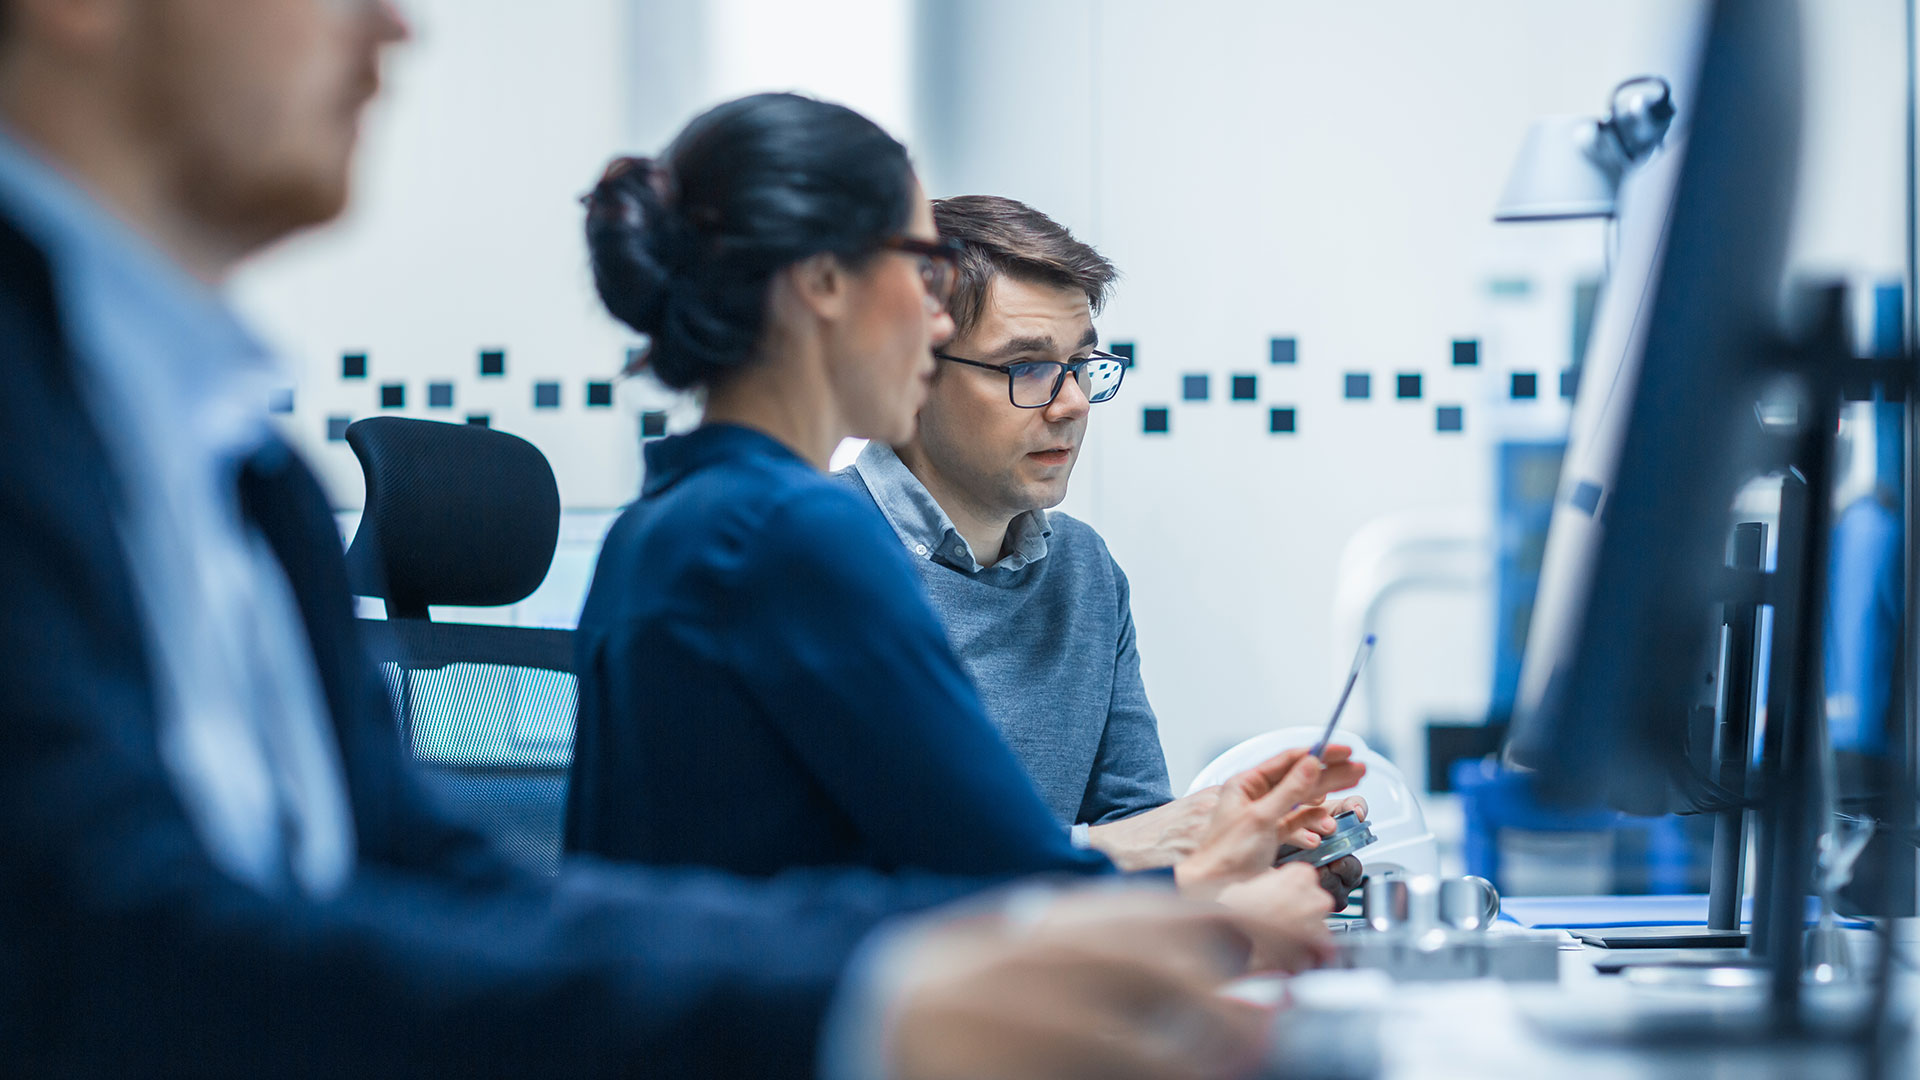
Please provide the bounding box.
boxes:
[1309,634,1375,759]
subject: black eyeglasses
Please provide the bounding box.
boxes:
[935,349,1129,409]
[880,236,964,311]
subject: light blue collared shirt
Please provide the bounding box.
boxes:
[0,130,355,897]
[850,441,1053,576]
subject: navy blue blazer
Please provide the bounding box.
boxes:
[0,217,980,1077]
[565,424,1113,879]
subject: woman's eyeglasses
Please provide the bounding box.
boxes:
[880,236,964,311]
[935,350,1129,409]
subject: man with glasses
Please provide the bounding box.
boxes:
[842,197,1365,890]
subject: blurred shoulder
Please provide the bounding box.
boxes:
[761,473,902,560]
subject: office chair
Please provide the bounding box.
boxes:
[344,416,576,874]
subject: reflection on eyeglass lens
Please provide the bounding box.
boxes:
[1008,357,1126,407]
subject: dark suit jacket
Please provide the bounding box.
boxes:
[0,215,976,1078]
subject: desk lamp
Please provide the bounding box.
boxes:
[1494,76,1676,222]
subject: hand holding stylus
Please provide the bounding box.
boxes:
[1173,746,1366,893]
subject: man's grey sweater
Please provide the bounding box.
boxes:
[837,442,1172,827]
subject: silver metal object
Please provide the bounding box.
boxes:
[1334,928,1562,983]
[1277,810,1377,869]
[1362,873,1498,932]
[1362,875,1408,933]
[1439,875,1501,931]
[1346,873,1549,982]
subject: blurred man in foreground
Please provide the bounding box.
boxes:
[0,1,1333,1077]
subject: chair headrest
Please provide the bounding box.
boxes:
[343,417,561,619]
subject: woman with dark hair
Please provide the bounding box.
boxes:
[564,93,1359,905]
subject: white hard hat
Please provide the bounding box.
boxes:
[1186,727,1440,878]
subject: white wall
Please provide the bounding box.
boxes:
[913,0,1692,784]
[234,0,647,511]
[907,0,1912,787]
[232,0,1914,789]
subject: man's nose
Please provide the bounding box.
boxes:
[1044,368,1091,422]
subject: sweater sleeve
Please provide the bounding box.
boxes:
[1075,554,1175,825]
[722,487,1113,879]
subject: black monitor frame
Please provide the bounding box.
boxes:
[1501,0,1859,1027]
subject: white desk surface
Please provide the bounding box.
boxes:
[1250,928,1914,1078]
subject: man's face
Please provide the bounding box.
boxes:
[127,0,408,251]
[911,274,1097,520]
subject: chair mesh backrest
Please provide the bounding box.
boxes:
[362,611,577,875]
[378,661,576,875]
[343,417,561,619]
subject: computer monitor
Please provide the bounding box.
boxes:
[1497,0,1893,1024]
[1505,0,1801,814]
[1506,117,1688,811]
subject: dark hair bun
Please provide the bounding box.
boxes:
[584,157,679,338]
[583,94,916,393]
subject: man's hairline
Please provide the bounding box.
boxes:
[946,269,1101,361]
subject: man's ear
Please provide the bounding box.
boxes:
[784,252,849,323]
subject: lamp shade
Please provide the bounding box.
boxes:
[1493,115,1624,222]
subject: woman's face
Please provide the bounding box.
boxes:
[827,183,955,446]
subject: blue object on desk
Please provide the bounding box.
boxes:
[1452,758,1698,894]
[1824,495,1901,755]
[1501,894,1872,930]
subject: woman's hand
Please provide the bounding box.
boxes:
[1173,747,1366,899]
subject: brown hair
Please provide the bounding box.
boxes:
[931,195,1117,341]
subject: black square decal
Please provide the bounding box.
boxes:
[427,382,454,409]
[1436,405,1464,432]
[325,415,351,441]
[379,383,405,409]
[1452,340,1479,366]
[1142,407,1170,434]
[1110,342,1136,369]
[267,388,294,414]
[1270,338,1297,365]
[341,352,367,379]
[1231,374,1257,401]
[1570,481,1603,516]
[586,381,614,407]
[1561,369,1580,399]
[465,414,490,428]
[1269,407,1296,433]
[1182,374,1209,402]
[479,349,506,377]
[1397,373,1422,400]
[641,410,668,438]
[1510,372,1538,399]
[533,382,561,409]
[1344,373,1371,400]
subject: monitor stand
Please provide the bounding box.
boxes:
[1573,521,1767,957]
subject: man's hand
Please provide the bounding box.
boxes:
[884,890,1270,1080]
[1271,795,1369,911]
[1275,793,1370,851]
[1312,797,1368,911]
[1212,863,1338,973]
[1172,747,1365,899]
[1316,856,1365,912]
[1084,788,1223,871]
